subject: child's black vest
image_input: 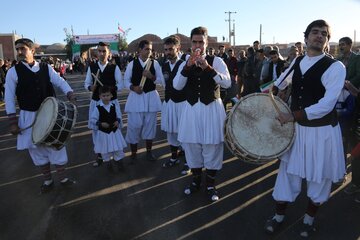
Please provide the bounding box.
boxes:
[97,104,117,134]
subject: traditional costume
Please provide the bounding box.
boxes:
[173,54,231,201]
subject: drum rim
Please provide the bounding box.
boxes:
[56,101,77,150]
[32,97,58,145]
[225,93,296,163]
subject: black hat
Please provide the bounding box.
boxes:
[15,38,35,48]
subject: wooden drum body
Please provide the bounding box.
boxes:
[32,97,77,150]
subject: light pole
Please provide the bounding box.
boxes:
[225,11,236,46]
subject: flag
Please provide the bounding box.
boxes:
[118,23,125,34]
[260,80,275,93]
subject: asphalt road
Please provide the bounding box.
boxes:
[0,73,359,240]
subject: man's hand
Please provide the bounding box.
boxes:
[345,80,360,97]
[276,111,294,126]
[101,122,110,129]
[90,85,97,92]
[67,91,77,106]
[142,70,155,81]
[130,85,143,95]
[113,121,119,128]
[10,123,21,135]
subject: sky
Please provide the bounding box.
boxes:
[1,0,360,46]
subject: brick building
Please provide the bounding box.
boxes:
[0,33,21,60]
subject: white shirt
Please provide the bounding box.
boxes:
[123,58,165,89]
[274,53,346,121]
[84,61,123,91]
[5,61,73,114]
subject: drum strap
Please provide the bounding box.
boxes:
[276,56,304,87]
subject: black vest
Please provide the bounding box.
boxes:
[291,55,338,127]
[162,59,186,103]
[15,62,55,111]
[89,62,117,101]
[131,58,156,93]
[97,104,117,134]
[184,56,220,105]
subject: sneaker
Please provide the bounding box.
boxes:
[116,161,125,172]
[40,181,54,194]
[180,164,191,175]
[344,184,360,195]
[207,187,219,202]
[264,217,283,234]
[299,223,316,238]
[184,182,201,195]
[162,158,180,168]
[146,151,157,162]
[60,178,76,187]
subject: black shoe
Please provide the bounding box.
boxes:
[264,217,283,234]
[162,158,180,168]
[180,164,191,175]
[40,181,54,194]
[178,150,185,157]
[60,178,76,187]
[207,187,219,202]
[93,155,103,167]
[146,151,157,162]
[184,182,201,195]
[106,162,114,172]
[299,223,316,238]
[116,161,125,172]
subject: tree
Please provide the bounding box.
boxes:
[63,28,74,59]
[118,28,131,52]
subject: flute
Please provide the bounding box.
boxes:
[139,59,152,88]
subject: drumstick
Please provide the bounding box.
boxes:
[91,70,104,87]
[269,90,281,116]
[19,122,35,132]
[140,59,152,88]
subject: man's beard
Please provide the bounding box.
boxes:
[166,54,176,61]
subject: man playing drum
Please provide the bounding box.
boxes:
[173,26,231,201]
[84,42,123,167]
[5,38,77,194]
[264,20,346,237]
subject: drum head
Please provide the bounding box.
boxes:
[226,93,295,162]
[32,97,58,144]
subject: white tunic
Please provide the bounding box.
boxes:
[89,101,127,154]
[5,61,73,150]
[123,58,164,113]
[161,58,186,133]
[173,55,231,144]
[274,53,346,183]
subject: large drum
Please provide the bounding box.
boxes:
[224,93,295,164]
[32,97,77,150]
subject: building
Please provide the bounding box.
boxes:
[0,33,21,60]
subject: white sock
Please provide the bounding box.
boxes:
[44,179,53,185]
[60,178,69,183]
[273,214,284,223]
[303,214,314,225]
